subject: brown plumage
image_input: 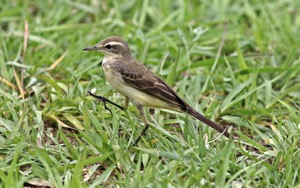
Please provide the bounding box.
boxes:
[83,36,230,144]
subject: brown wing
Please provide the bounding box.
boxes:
[116,63,189,111]
[114,60,230,138]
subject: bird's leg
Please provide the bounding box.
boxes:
[88,91,124,114]
[124,97,129,110]
[134,104,150,146]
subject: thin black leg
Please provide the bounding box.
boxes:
[88,91,124,114]
[134,124,149,146]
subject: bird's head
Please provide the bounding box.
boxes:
[83,36,131,57]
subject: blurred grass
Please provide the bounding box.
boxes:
[1,0,300,187]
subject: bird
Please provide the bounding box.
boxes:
[83,36,230,145]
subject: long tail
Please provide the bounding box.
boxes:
[187,108,230,138]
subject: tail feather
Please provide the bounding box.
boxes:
[187,108,230,138]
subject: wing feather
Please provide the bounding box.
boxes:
[117,65,188,111]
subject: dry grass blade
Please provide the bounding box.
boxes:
[47,49,68,71]
[13,67,26,99]
[0,76,17,90]
[22,20,29,57]
[50,114,75,130]
[21,20,29,87]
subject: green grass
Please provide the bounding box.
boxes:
[1,0,300,187]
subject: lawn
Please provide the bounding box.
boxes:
[0,0,300,187]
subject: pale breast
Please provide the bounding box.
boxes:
[102,58,124,89]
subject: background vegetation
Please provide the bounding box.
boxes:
[1,0,300,187]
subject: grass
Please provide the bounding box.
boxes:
[1,0,300,187]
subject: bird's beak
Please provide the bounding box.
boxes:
[82,46,98,51]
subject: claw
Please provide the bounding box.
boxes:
[88,91,124,114]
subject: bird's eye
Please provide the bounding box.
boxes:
[105,44,112,49]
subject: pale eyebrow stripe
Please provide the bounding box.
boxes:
[107,42,125,46]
